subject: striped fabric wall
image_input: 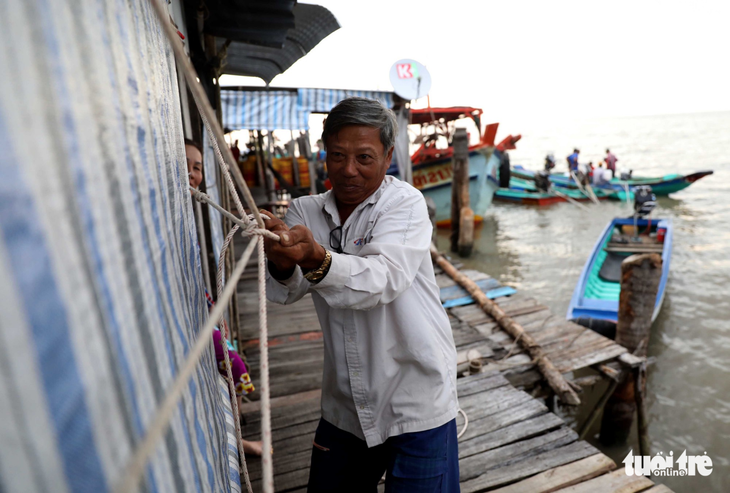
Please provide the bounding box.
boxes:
[0,1,239,493]
[221,88,395,131]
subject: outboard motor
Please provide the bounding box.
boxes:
[633,185,656,217]
[544,154,556,172]
[498,151,511,188]
[534,171,551,192]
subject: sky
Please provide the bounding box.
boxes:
[220,0,730,126]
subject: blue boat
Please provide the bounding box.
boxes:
[567,217,672,338]
[512,165,712,196]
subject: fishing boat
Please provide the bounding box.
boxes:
[512,165,712,196]
[387,107,520,226]
[495,177,624,206]
[567,190,672,338]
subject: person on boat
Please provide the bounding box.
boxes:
[586,161,595,182]
[263,97,459,492]
[185,139,264,458]
[592,162,611,187]
[605,149,618,178]
[567,148,580,174]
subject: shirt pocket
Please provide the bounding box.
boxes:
[342,229,370,255]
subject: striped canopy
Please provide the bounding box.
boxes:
[221,88,395,131]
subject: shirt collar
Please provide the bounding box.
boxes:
[321,177,391,226]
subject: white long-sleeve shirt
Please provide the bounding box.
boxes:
[266,176,458,447]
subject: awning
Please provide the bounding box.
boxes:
[195,2,340,84]
[221,87,395,130]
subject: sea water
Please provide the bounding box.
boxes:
[436,111,730,492]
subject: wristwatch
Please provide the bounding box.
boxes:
[303,249,332,284]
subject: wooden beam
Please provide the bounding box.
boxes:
[431,247,581,405]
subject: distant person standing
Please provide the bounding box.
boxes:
[605,149,618,178]
[567,148,580,174]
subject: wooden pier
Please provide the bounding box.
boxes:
[234,245,673,492]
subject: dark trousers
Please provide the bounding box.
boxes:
[307,418,460,493]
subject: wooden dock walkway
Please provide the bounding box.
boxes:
[234,246,672,492]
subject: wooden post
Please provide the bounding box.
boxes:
[450,128,473,256]
[288,130,300,187]
[298,132,317,196]
[635,363,650,457]
[600,253,662,446]
[254,131,266,188]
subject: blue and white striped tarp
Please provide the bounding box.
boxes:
[221,88,395,131]
[298,88,394,115]
[0,1,239,492]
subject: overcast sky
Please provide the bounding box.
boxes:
[221,0,730,123]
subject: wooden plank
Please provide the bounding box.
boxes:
[555,344,627,373]
[458,397,547,442]
[460,427,579,482]
[506,369,543,389]
[453,326,489,347]
[244,408,320,437]
[458,412,564,459]
[552,468,654,493]
[240,389,320,414]
[251,466,309,493]
[460,441,599,492]
[457,386,535,423]
[489,454,616,493]
[641,486,674,493]
[457,373,510,397]
[246,448,310,481]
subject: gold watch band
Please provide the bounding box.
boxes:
[303,249,332,284]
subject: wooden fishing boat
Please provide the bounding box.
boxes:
[387,107,521,226]
[567,217,672,337]
[512,165,712,196]
[494,177,619,205]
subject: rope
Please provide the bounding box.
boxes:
[217,225,240,339]
[457,408,469,439]
[257,236,274,491]
[191,188,279,242]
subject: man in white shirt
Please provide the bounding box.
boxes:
[592,163,611,187]
[264,97,459,492]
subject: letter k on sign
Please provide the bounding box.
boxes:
[397,63,413,79]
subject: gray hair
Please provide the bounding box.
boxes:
[322,97,398,152]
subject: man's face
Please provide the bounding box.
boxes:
[325,125,393,209]
[185,144,203,192]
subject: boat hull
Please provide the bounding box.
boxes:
[495,177,612,205]
[566,217,673,333]
[513,166,713,196]
[389,146,499,226]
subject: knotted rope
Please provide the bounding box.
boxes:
[115,1,280,492]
